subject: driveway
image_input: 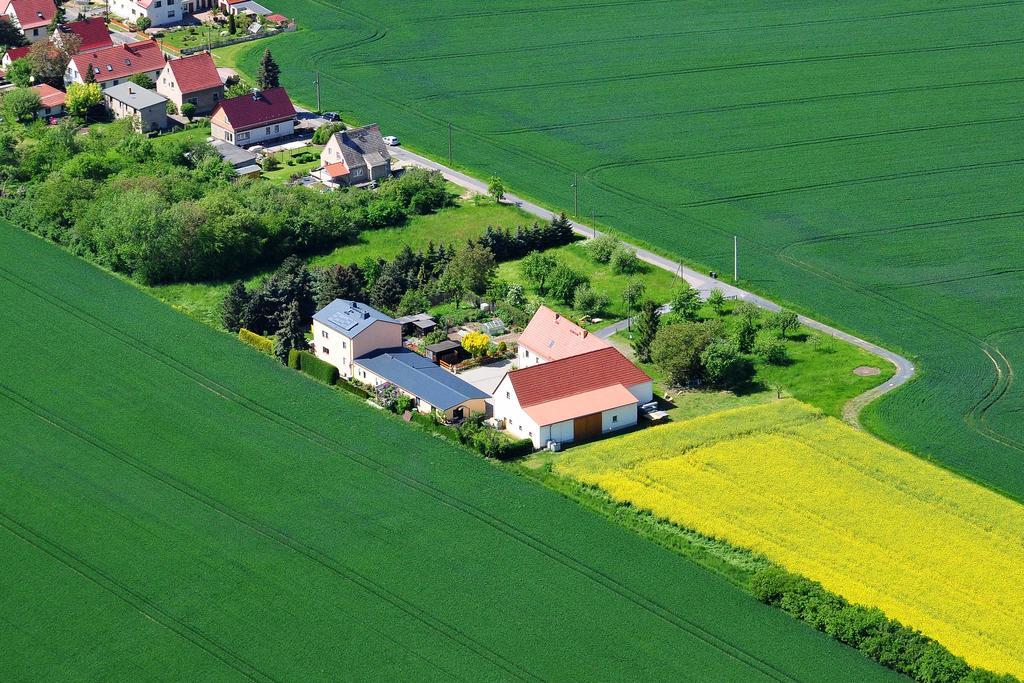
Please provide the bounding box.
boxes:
[456,359,513,396]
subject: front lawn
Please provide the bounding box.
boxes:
[262,145,323,182]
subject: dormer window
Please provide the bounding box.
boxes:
[106,64,113,71]
[124,59,131,66]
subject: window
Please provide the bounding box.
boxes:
[529,431,533,437]
[274,124,279,132]
[524,349,529,357]
[32,28,39,36]
[265,126,271,134]
[112,79,119,85]
[342,341,347,349]
[612,415,618,423]
[321,330,328,339]
[505,391,510,399]
[212,93,219,101]
[168,10,175,16]
[155,1,161,7]
[187,97,197,106]
[322,347,329,355]
[237,131,249,141]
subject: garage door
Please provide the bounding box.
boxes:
[573,413,602,443]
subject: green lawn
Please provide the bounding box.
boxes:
[0,221,898,681]
[215,0,1024,501]
[262,144,323,182]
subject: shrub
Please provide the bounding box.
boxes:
[312,122,344,145]
[180,102,196,120]
[238,328,273,355]
[573,284,609,318]
[610,246,643,274]
[295,350,339,385]
[262,155,281,171]
[287,348,300,369]
[135,15,151,30]
[336,379,369,399]
[584,233,620,263]
[753,331,788,365]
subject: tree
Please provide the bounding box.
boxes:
[766,309,800,338]
[65,82,102,117]
[396,288,430,316]
[651,321,722,387]
[135,15,151,30]
[29,34,80,84]
[733,302,762,353]
[312,121,344,145]
[221,281,251,333]
[273,300,307,363]
[622,278,646,318]
[520,250,558,295]
[506,283,526,308]
[572,284,608,318]
[631,299,660,362]
[444,243,495,303]
[47,4,65,32]
[5,58,32,88]
[82,61,96,84]
[128,72,155,90]
[226,78,254,99]
[313,263,365,308]
[369,261,405,312]
[671,281,701,321]
[700,338,745,387]
[547,263,588,304]
[1,87,41,123]
[584,234,619,263]
[228,12,237,34]
[753,331,788,365]
[487,175,504,204]
[180,102,196,120]
[0,16,28,48]
[256,48,280,89]
[462,331,490,358]
[610,246,643,275]
[707,288,727,315]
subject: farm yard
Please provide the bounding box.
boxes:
[218,0,1024,500]
[553,400,1024,678]
[0,224,903,680]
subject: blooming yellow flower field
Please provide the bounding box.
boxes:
[556,400,1024,677]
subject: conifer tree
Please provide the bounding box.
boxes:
[256,48,280,89]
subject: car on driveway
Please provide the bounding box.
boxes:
[322,112,341,121]
[382,135,400,146]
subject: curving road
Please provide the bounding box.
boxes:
[390,146,915,426]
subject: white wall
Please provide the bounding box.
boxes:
[516,343,545,368]
[493,375,541,447]
[110,0,183,27]
[601,404,637,433]
[219,119,295,146]
[628,381,653,405]
[312,320,354,377]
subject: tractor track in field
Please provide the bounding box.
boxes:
[0,386,511,682]
[482,77,1024,135]
[0,266,799,683]
[415,36,1024,101]
[0,513,276,682]
[579,115,1024,175]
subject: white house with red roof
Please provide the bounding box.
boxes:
[65,40,166,89]
[54,18,114,52]
[108,0,193,27]
[515,304,609,368]
[1,0,56,42]
[210,87,295,146]
[156,51,223,114]
[31,83,66,118]
[493,346,653,449]
[1,44,30,71]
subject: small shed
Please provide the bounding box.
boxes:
[396,312,436,337]
[480,318,506,336]
[425,339,465,365]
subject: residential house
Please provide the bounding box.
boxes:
[493,347,653,449]
[210,86,295,146]
[1,0,55,42]
[103,81,168,132]
[209,139,261,177]
[54,18,113,52]
[31,83,65,118]
[1,44,30,71]
[319,123,391,186]
[310,299,402,379]
[65,40,166,90]
[156,51,223,115]
[354,348,488,422]
[516,304,609,368]
[108,0,190,27]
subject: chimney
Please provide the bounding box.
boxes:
[554,313,560,320]
[582,330,588,338]
[128,87,134,94]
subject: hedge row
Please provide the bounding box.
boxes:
[239,328,273,355]
[750,567,1012,683]
[337,379,370,399]
[293,350,339,385]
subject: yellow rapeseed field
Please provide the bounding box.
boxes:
[556,400,1024,677]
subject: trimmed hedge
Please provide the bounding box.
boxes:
[295,350,339,385]
[337,379,370,399]
[239,328,274,355]
[287,348,300,369]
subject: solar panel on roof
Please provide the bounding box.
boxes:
[328,312,358,330]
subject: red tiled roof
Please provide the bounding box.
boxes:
[4,45,30,62]
[508,347,651,408]
[266,13,287,22]
[70,40,165,84]
[60,18,113,52]
[165,52,221,93]
[323,161,349,178]
[213,87,295,131]
[3,0,56,29]
[31,83,65,107]
[518,305,610,361]
[523,384,638,426]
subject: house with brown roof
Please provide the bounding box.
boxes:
[319,123,392,186]
[1,0,56,42]
[210,86,295,146]
[54,18,114,52]
[65,40,166,90]
[516,304,609,367]
[156,52,223,115]
[493,346,653,449]
[31,83,65,118]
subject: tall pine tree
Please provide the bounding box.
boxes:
[631,299,661,363]
[274,300,307,363]
[257,49,280,89]
[221,281,250,332]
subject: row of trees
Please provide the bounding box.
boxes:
[0,119,452,284]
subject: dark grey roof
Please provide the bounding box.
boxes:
[313,299,397,338]
[331,123,390,173]
[210,139,257,168]
[356,348,487,410]
[425,340,461,353]
[396,312,434,325]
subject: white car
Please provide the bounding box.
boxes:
[382,135,400,146]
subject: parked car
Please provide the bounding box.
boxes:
[382,135,400,146]
[322,112,341,121]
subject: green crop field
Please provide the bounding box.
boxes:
[218,0,1024,500]
[0,224,897,679]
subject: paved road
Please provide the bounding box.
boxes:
[389,146,915,426]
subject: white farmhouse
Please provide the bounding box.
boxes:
[210,87,295,146]
[515,304,609,368]
[493,346,653,449]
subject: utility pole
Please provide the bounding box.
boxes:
[733,235,738,282]
[314,71,321,113]
[448,122,452,165]
[571,173,578,217]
